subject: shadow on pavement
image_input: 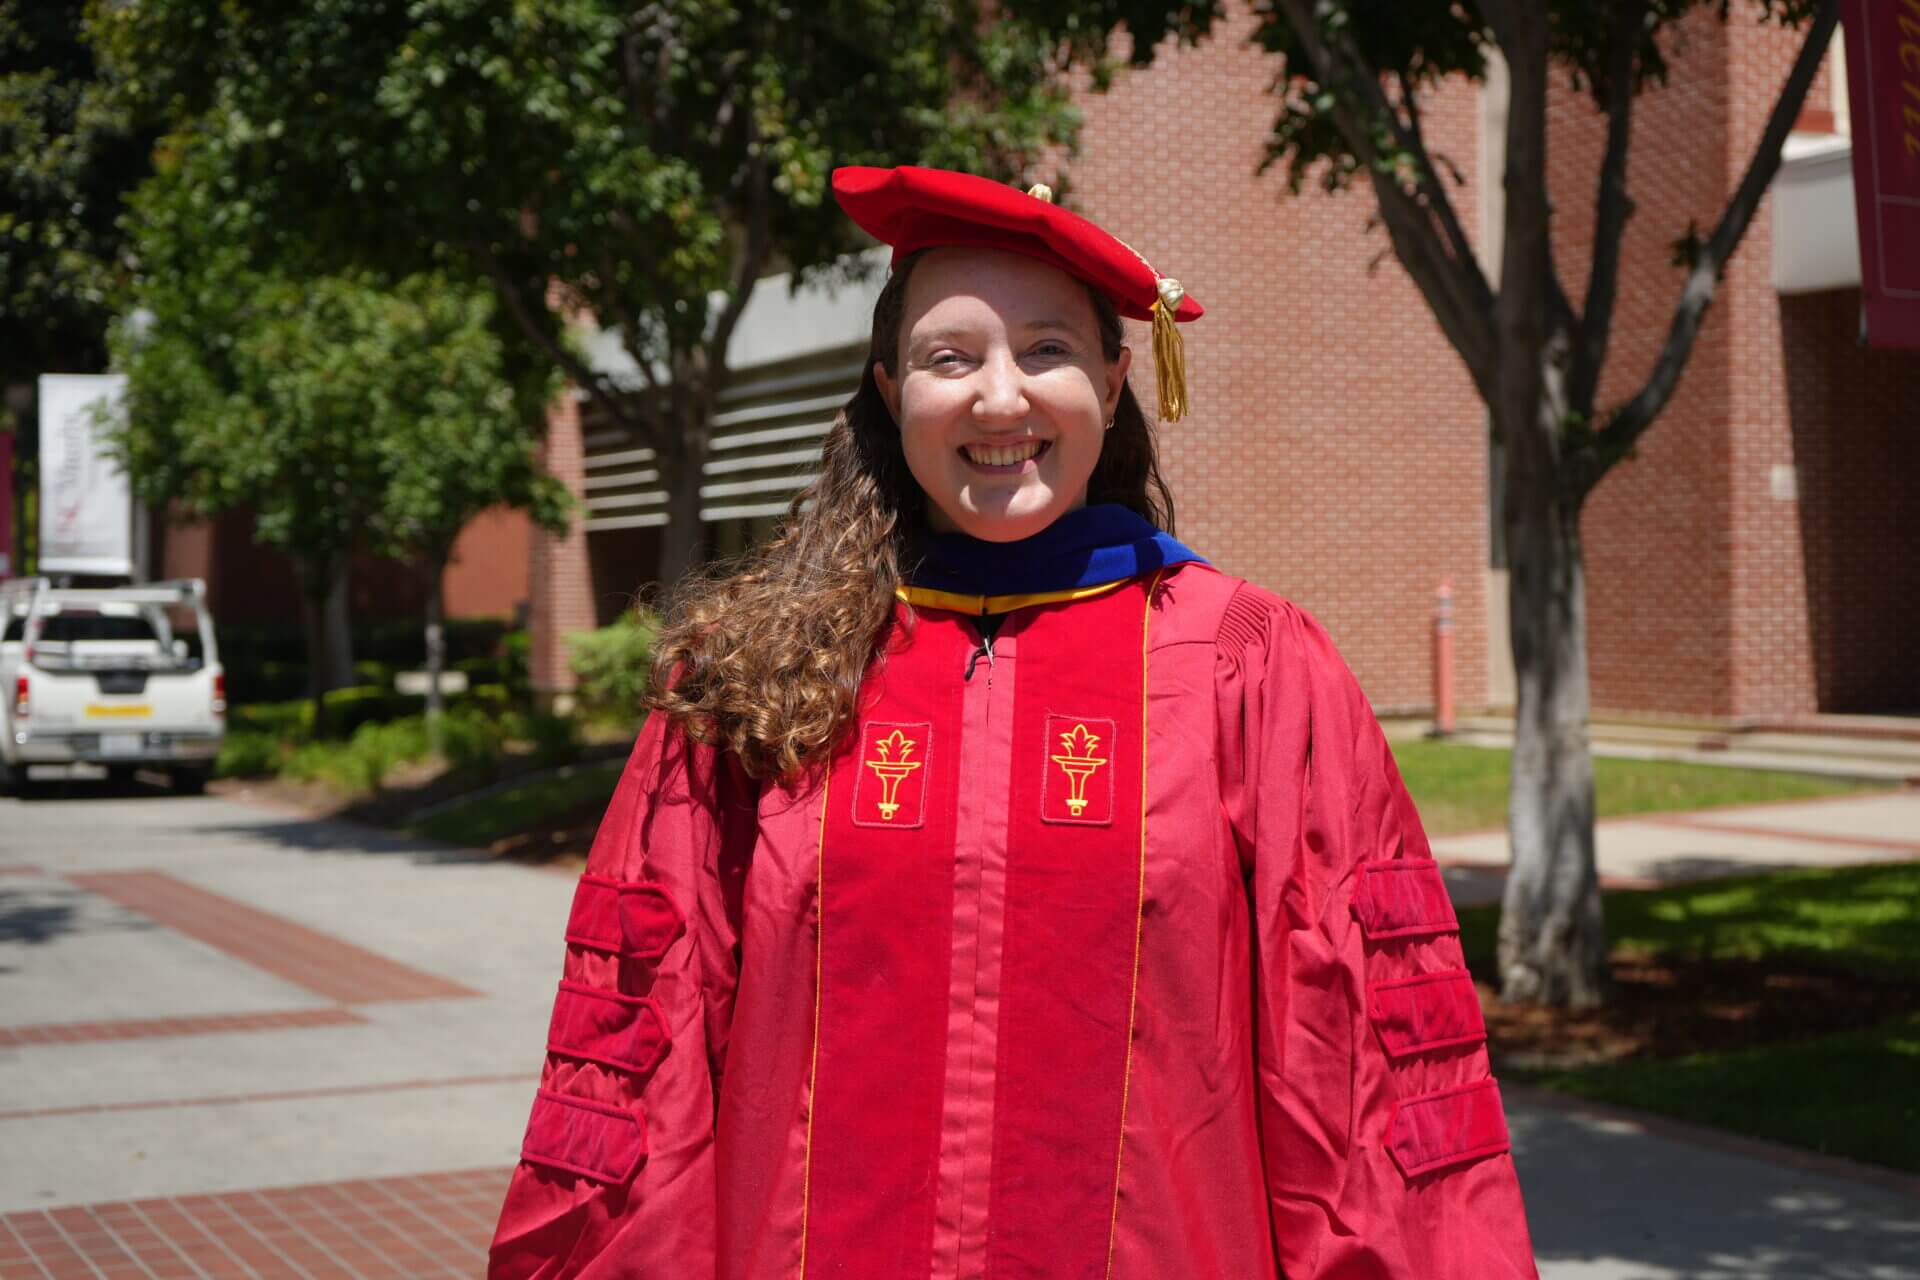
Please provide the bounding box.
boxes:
[186,812,496,866]
[0,886,82,950]
[1636,854,1867,883]
[1512,1098,1920,1278]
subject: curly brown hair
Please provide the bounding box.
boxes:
[647,249,1177,780]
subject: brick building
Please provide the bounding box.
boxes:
[163,11,1915,722]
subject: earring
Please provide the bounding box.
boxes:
[1104,417,1115,431]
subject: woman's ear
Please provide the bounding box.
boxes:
[872,360,902,424]
[1105,346,1134,422]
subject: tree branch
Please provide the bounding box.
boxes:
[1270,0,1498,399]
[1397,66,1495,318]
[1579,0,1839,494]
[704,78,771,407]
[1569,0,1646,417]
[473,240,666,446]
[1490,7,1564,478]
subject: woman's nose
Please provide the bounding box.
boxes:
[971,350,1029,425]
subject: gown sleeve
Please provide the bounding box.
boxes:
[489,710,758,1279]
[1217,585,1538,1279]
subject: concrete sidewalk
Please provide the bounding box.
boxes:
[2,783,1915,1278]
[1431,787,1920,906]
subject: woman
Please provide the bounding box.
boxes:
[490,165,1537,1279]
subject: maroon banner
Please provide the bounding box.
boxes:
[0,430,13,579]
[1840,0,1920,348]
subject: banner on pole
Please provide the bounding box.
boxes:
[1840,0,1920,348]
[37,374,135,578]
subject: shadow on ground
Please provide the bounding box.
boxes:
[1512,1099,1920,1279]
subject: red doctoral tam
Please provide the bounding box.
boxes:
[832,164,1201,421]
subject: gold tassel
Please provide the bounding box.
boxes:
[1151,277,1188,423]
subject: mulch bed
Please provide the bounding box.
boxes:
[1481,952,1920,1070]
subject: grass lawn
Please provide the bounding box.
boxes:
[1391,738,1888,836]
[410,759,625,852]
[1458,862,1920,1172]
[1532,1014,1920,1172]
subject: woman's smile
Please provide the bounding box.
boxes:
[960,438,1051,471]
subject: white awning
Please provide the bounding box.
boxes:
[1772,133,1861,295]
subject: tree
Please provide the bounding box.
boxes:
[1,0,156,568]
[365,286,572,746]
[1038,0,1837,1005]
[110,135,566,737]
[88,0,1084,586]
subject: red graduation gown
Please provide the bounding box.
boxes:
[489,563,1538,1278]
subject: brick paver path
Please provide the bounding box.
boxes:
[0,1168,509,1279]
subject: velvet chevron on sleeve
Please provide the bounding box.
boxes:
[489,711,758,1279]
[1218,585,1539,1278]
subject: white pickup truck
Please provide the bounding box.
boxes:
[1,578,226,796]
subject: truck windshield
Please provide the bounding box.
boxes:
[21,614,160,644]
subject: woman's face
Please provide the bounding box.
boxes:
[874,248,1131,542]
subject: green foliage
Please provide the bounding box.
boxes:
[1458,861,1920,1169]
[106,149,568,586]
[498,709,585,769]
[436,705,506,776]
[1458,862,1920,985]
[1533,1014,1920,1173]
[567,611,658,722]
[1391,739,1884,837]
[214,729,283,778]
[89,0,1084,361]
[410,758,625,852]
[1603,862,1920,983]
[87,0,1087,578]
[275,705,512,794]
[283,715,429,793]
[498,629,532,699]
[1007,2,1824,202]
[0,1,154,405]
[217,617,518,705]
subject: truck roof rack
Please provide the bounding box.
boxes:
[2,578,209,609]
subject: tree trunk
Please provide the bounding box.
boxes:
[323,559,355,690]
[296,554,356,737]
[1497,445,1607,1008]
[655,419,708,590]
[422,554,447,756]
[297,555,335,738]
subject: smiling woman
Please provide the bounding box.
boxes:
[488,167,1540,1279]
[875,247,1132,541]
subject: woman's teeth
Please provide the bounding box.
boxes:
[964,440,1045,467]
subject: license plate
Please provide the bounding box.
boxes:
[85,703,152,719]
[100,733,143,758]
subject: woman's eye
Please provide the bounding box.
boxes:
[1029,341,1072,359]
[927,351,967,368]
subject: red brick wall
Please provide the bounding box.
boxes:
[1567,10,1737,719]
[1062,12,1491,712]
[529,394,596,696]
[1568,13,1900,720]
[443,504,531,621]
[1724,17,1820,718]
[1778,288,1920,713]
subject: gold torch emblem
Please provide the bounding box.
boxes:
[864,728,922,821]
[1050,722,1109,817]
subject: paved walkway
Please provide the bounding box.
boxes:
[1431,787,1920,906]
[1,783,1915,1278]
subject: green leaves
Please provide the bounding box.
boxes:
[1,1,156,399]
[96,0,1083,382]
[109,135,566,588]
